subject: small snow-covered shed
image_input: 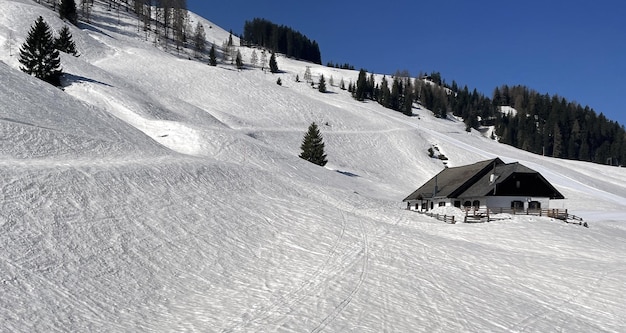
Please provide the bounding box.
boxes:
[403,158,565,211]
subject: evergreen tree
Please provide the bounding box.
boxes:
[269,52,279,73]
[54,25,79,56]
[208,44,217,66]
[299,122,328,166]
[19,16,62,86]
[354,69,367,101]
[228,29,233,46]
[402,86,414,116]
[380,76,390,107]
[340,78,345,90]
[318,74,327,93]
[276,77,282,86]
[235,50,243,69]
[552,123,563,158]
[243,18,322,64]
[59,0,78,25]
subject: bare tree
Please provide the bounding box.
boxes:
[192,21,206,58]
[260,49,267,71]
[250,50,258,67]
[172,0,187,52]
[4,30,15,56]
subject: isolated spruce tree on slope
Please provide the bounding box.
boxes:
[55,25,79,56]
[318,74,327,93]
[299,122,327,166]
[59,0,78,25]
[269,52,279,73]
[235,50,243,69]
[208,44,217,66]
[19,16,62,86]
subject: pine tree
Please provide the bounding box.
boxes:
[269,52,279,73]
[299,122,328,166]
[19,16,62,86]
[228,29,233,46]
[354,69,367,101]
[318,74,327,93]
[235,50,243,69]
[54,25,79,56]
[59,0,78,25]
[208,44,217,66]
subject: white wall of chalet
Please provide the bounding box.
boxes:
[407,196,553,211]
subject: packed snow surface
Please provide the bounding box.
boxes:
[1,1,625,332]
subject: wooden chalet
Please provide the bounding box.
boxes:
[403,158,565,212]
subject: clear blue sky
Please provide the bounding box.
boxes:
[187,0,626,126]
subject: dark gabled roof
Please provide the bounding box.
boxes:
[460,162,535,197]
[460,162,565,199]
[403,158,503,201]
[403,158,565,201]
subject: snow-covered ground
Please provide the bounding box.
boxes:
[1,1,625,332]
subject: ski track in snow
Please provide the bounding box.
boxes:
[310,211,369,333]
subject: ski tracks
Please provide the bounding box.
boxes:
[309,211,369,333]
[509,268,626,333]
[221,210,370,333]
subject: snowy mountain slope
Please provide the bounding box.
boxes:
[1,0,625,332]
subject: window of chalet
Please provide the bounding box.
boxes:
[529,201,541,210]
[472,200,480,208]
[463,200,471,207]
[511,200,524,210]
[438,202,446,207]
[454,200,461,208]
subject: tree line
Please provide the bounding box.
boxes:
[242,18,321,65]
[493,85,626,164]
[351,68,626,165]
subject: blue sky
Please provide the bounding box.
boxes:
[187,0,626,126]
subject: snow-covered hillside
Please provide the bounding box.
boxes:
[1,1,625,332]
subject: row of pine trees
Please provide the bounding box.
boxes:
[350,68,626,166]
[242,18,322,65]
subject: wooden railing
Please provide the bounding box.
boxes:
[463,208,587,227]
[414,211,456,224]
[410,207,587,227]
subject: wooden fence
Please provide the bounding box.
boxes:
[464,208,588,227]
[417,211,456,224]
[411,207,587,227]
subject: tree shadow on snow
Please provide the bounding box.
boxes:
[62,73,113,87]
[336,170,360,177]
[77,22,116,40]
